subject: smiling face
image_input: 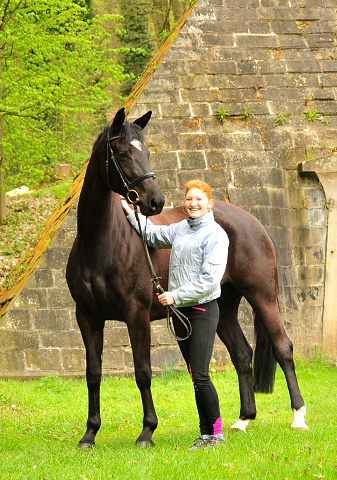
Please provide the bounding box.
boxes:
[184,187,214,219]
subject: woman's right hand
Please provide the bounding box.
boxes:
[120,196,133,215]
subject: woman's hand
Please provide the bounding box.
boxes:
[156,291,174,306]
[120,195,133,215]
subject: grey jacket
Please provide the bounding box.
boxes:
[126,210,229,307]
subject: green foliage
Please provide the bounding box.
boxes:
[243,105,255,117]
[214,106,230,123]
[1,0,125,190]
[302,108,321,121]
[275,111,288,126]
[117,0,154,96]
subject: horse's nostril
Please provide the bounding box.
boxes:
[151,197,163,214]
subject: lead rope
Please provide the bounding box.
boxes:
[133,204,192,342]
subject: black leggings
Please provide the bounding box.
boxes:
[173,299,222,436]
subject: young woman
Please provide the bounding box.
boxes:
[120,179,229,450]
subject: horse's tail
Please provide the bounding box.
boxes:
[253,314,276,393]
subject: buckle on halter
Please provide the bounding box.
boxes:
[127,189,140,204]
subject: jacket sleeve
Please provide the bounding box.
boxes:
[172,229,229,306]
[126,211,178,249]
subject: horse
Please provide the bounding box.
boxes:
[66,107,308,449]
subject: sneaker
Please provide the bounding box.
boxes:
[189,435,210,450]
[205,434,226,448]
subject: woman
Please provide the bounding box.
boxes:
[120,179,229,450]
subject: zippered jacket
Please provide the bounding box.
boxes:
[126,210,229,307]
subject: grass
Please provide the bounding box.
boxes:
[0,363,336,479]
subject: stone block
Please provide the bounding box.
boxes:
[271,21,301,35]
[128,104,161,121]
[146,118,174,135]
[208,133,237,150]
[269,188,288,208]
[156,170,178,189]
[180,88,219,104]
[25,349,63,372]
[178,151,207,169]
[257,60,287,75]
[191,103,213,117]
[35,269,54,288]
[173,118,202,134]
[228,186,271,207]
[52,227,77,249]
[157,60,189,76]
[150,152,178,170]
[296,265,325,286]
[234,167,284,188]
[233,132,264,150]
[262,131,293,149]
[286,60,322,73]
[295,226,327,247]
[178,133,210,151]
[204,168,231,187]
[0,350,25,373]
[52,269,68,288]
[205,150,229,168]
[62,348,86,371]
[177,170,207,187]
[234,34,278,49]
[0,330,39,350]
[104,324,130,347]
[102,347,126,370]
[304,246,325,266]
[138,90,180,105]
[0,309,32,331]
[45,248,70,270]
[147,133,179,153]
[305,34,335,49]
[160,103,191,119]
[146,75,179,90]
[150,346,182,368]
[308,208,328,227]
[39,330,83,349]
[13,289,48,309]
[34,309,73,331]
[47,287,74,309]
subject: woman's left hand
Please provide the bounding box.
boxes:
[156,291,174,306]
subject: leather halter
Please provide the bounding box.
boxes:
[106,135,156,203]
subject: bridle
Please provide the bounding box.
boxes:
[106,135,156,203]
[106,133,192,341]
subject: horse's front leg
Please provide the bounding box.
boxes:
[127,314,158,447]
[76,304,104,449]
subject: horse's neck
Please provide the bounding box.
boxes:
[77,161,123,237]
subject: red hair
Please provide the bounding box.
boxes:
[185,179,212,201]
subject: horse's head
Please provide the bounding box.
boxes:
[105,108,165,216]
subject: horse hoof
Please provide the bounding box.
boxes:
[136,439,155,448]
[78,442,94,450]
[291,406,308,431]
[230,418,251,432]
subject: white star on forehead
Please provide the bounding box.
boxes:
[130,139,142,151]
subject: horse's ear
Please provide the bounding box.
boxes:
[133,111,152,130]
[110,108,125,134]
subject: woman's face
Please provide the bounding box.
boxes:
[184,187,214,219]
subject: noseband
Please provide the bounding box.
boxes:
[106,135,156,203]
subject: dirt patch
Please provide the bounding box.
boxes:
[0,194,59,284]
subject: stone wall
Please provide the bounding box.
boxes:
[1,0,337,377]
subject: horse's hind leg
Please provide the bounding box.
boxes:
[76,304,104,448]
[217,285,256,432]
[247,293,308,430]
[127,315,158,447]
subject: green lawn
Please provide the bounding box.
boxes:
[0,362,336,479]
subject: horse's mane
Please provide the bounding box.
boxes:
[93,121,145,150]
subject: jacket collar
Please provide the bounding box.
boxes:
[187,210,214,229]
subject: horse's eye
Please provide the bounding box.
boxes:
[118,151,128,159]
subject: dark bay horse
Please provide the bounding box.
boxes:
[66,108,308,449]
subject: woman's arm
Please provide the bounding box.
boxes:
[120,196,178,249]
